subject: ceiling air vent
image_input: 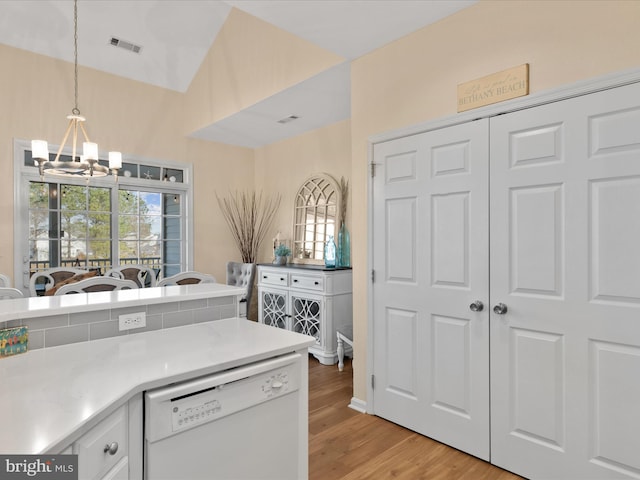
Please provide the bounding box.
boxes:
[277,115,299,124]
[109,37,142,54]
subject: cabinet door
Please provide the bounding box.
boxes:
[261,288,289,329]
[290,292,322,346]
[74,405,128,480]
[100,458,128,480]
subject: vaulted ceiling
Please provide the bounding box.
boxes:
[0,0,477,147]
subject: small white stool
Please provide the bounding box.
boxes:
[336,327,353,372]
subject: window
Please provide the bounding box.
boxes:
[117,189,183,277]
[14,140,192,291]
[28,182,112,271]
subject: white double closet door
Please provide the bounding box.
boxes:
[371,81,640,479]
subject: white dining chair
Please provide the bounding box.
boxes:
[157,271,217,286]
[226,262,256,318]
[104,265,158,288]
[29,267,89,297]
[0,274,11,288]
[0,287,24,299]
[54,277,139,295]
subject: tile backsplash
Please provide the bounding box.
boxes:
[2,295,237,350]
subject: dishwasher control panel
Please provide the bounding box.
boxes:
[172,399,222,430]
[170,368,293,432]
[145,353,303,442]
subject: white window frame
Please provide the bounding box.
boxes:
[13,139,193,293]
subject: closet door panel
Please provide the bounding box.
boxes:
[509,184,564,297]
[431,192,469,287]
[590,177,640,303]
[386,197,417,283]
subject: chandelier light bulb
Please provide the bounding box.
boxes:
[109,151,122,169]
[31,140,49,160]
[83,142,98,161]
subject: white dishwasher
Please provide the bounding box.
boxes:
[144,352,305,480]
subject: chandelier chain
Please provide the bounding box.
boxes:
[31,0,121,181]
[73,0,79,116]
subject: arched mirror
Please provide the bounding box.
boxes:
[293,173,342,263]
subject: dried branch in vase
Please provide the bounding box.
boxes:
[216,191,282,264]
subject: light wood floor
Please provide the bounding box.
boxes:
[308,357,524,480]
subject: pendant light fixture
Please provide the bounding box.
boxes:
[31,0,121,180]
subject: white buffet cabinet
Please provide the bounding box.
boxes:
[258,264,352,365]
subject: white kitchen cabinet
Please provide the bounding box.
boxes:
[258,265,352,365]
[72,395,142,480]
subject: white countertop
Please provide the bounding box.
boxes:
[0,318,315,454]
[0,283,246,322]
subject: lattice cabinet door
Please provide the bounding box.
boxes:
[290,293,323,347]
[261,288,288,330]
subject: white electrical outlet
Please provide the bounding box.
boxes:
[119,311,146,331]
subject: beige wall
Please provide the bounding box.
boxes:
[188,139,255,281]
[254,119,351,261]
[350,0,640,401]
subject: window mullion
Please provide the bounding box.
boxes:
[111,185,120,272]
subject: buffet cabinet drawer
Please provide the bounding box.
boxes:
[260,270,289,287]
[74,405,128,480]
[290,274,324,292]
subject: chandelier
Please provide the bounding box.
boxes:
[31,0,121,180]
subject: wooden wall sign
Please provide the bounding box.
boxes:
[457,64,529,112]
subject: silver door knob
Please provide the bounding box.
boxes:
[493,303,508,315]
[469,300,484,312]
[103,442,119,455]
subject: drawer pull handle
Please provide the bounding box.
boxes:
[293,279,298,282]
[263,276,267,279]
[314,281,319,285]
[280,277,285,281]
[104,442,119,456]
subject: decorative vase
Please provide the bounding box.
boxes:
[337,222,350,267]
[273,256,287,265]
[324,235,336,268]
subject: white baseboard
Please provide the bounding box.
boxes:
[348,397,367,413]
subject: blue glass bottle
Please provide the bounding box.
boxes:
[324,235,336,268]
[338,222,350,267]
